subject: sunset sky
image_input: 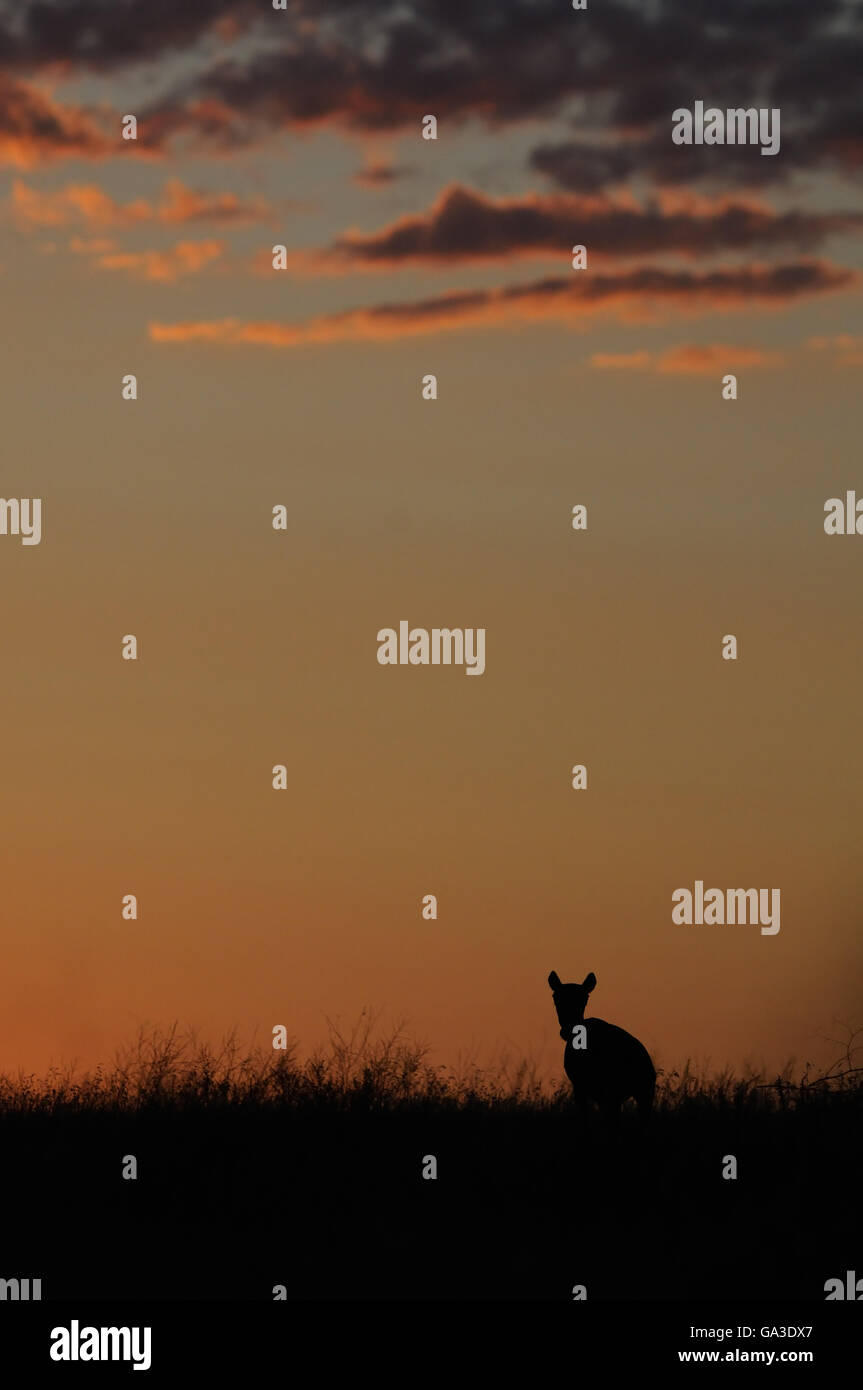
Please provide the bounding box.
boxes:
[1,0,861,1083]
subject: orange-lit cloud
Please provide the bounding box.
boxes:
[353,157,413,189]
[591,343,784,373]
[96,239,225,282]
[12,177,270,228]
[157,178,271,224]
[150,260,855,347]
[807,333,863,366]
[0,76,112,167]
[657,343,783,373]
[13,179,151,227]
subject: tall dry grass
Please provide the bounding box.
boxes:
[1,1012,859,1116]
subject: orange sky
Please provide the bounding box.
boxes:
[1,1,861,1083]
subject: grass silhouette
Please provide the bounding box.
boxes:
[1,1016,860,1300]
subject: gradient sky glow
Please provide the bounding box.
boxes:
[1,0,862,1082]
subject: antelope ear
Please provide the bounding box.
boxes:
[583,972,597,992]
[548,970,561,990]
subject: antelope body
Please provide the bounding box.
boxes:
[548,970,655,1118]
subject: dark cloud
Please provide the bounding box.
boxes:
[531,118,863,194]
[0,0,253,71]
[311,184,861,269]
[129,0,863,188]
[3,0,862,192]
[529,142,636,195]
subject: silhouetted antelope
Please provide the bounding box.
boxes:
[548,970,655,1121]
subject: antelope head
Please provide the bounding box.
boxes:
[548,970,596,1040]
